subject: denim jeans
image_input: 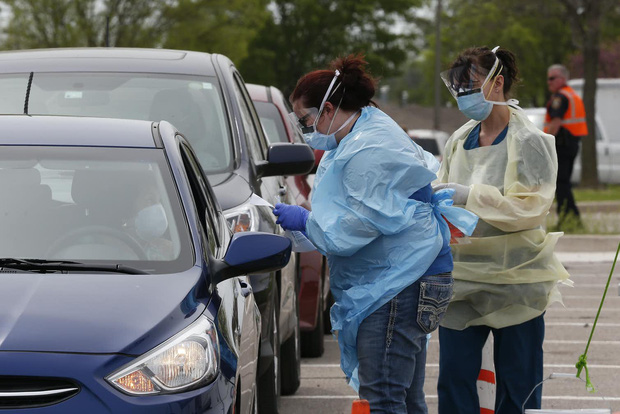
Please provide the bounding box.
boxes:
[357,273,453,414]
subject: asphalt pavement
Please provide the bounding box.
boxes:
[279,234,620,413]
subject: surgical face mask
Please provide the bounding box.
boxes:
[303,110,359,150]
[135,203,168,240]
[457,91,494,121]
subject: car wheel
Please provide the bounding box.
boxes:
[301,279,324,358]
[280,291,301,395]
[258,290,280,413]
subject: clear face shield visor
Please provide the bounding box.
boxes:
[440,58,501,101]
[288,107,318,134]
[288,69,342,134]
[440,46,502,101]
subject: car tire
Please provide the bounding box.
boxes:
[301,279,324,358]
[258,290,280,413]
[280,291,301,395]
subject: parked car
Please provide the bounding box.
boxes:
[522,107,617,183]
[247,83,332,357]
[0,47,315,410]
[0,115,293,413]
[406,129,450,161]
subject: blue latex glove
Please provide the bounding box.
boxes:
[432,183,471,205]
[272,203,309,232]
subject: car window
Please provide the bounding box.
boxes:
[411,137,440,155]
[180,142,220,252]
[254,101,289,144]
[231,73,268,161]
[0,146,193,273]
[0,73,232,174]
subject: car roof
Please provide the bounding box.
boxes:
[246,83,270,103]
[0,115,158,147]
[0,48,217,76]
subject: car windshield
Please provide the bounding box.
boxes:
[0,146,193,274]
[0,72,232,173]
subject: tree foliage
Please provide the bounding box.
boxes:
[0,0,170,49]
[163,0,271,65]
[238,0,423,96]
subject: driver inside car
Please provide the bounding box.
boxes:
[124,184,175,261]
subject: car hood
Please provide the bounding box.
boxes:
[0,268,210,355]
[210,172,253,211]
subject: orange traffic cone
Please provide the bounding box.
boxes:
[351,399,370,414]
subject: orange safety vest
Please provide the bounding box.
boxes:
[544,85,588,137]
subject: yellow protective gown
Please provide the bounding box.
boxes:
[436,107,570,330]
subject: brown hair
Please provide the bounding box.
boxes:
[448,46,520,97]
[290,54,377,111]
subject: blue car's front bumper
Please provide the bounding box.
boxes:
[0,352,234,413]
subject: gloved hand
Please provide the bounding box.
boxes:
[272,203,309,232]
[432,183,471,205]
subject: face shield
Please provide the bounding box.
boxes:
[289,70,342,134]
[288,107,318,134]
[440,47,502,102]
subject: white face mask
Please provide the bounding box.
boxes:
[135,203,168,240]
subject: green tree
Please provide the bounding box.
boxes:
[239,0,423,96]
[0,0,169,49]
[163,0,270,65]
[558,0,619,188]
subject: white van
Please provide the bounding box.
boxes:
[522,107,616,184]
[568,78,620,183]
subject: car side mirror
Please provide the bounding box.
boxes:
[211,232,292,284]
[255,142,315,178]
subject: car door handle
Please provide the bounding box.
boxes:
[239,281,252,297]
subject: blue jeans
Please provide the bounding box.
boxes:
[357,273,453,414]
[437,314,545,414]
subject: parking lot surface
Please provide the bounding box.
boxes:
[280,235,620,413]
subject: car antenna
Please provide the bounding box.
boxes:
[24,71,33,115]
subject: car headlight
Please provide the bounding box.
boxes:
[106,315,219,395]
[224,203,260,233]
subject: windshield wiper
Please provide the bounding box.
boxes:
[0,258,148,275]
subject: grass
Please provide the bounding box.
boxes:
[573,184,620,202]
[547,190,620,234]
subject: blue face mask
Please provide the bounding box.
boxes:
[304,109,359,151]
[456,91,493,121]
[303,131,338,150]
[135,203,168,240]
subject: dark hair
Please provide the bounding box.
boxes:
[290,54,377,111]
[448,46,519,97]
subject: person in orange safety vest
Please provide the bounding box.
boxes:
[544,64,587,228]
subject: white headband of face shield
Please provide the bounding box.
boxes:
[314,70,342,129]
[481,46,519,107]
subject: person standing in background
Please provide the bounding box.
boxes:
[544,64,587,229]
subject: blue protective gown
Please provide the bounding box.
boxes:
[305,106,477,390]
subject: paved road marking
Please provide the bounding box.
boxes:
[325,338,620,345]
[546,322,620,327]
[556,252,618,262]
[302,363,620,369]
[282,395,620,401]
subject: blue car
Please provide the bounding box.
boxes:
[0,115,292,413]
[0,48,315,412]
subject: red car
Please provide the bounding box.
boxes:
[248,83,331,357]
